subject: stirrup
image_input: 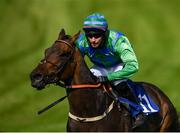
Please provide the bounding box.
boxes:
[114,98,130,117]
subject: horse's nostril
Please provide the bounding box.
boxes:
[32,73,43,81]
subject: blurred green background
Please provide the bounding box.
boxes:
[0,0,180,131]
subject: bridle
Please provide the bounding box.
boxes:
[40,39,75,84]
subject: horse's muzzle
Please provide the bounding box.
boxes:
[31,81,45,90]
[30,72,46,90]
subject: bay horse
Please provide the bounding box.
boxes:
[30,29,179,131]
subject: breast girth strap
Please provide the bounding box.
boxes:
[68,101,114,122]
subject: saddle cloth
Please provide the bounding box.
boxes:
[118,79,160,117]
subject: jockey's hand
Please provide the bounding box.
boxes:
[97,76,109,83]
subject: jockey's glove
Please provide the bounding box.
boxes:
[97,76,109,83]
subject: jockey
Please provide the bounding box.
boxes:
[75,13,145,128]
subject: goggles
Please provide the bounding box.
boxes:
[86,32,103,39]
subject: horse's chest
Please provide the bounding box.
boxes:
[67,108,132,132]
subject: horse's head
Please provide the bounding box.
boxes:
[30,29,80,90]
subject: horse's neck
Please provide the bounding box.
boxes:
[72,49,96,85]
[68,49,111,116]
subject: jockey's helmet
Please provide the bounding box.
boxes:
[83,13,108,33]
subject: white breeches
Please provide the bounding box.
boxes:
[90,63,127,85]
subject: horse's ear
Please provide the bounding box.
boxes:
[58,28,66,39]
[70,30,81,43]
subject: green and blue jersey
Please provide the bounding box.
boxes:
[75,30,139,81]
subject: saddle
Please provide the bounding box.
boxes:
[105,79,160,117]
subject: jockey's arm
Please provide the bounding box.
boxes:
[107,36,139,81]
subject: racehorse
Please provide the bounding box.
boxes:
[30,29,179,131]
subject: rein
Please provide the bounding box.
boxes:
[38,82,105,115]
[38,82,116,121]
[56,81,102,89]
[38,82,115,123]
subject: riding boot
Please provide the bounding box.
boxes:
[112,81,146,128]
[110,81,131,116]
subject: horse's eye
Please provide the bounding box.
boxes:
[40,59,46,64]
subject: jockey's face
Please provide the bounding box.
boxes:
[88,35,103,48]
[84,28,105,48]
